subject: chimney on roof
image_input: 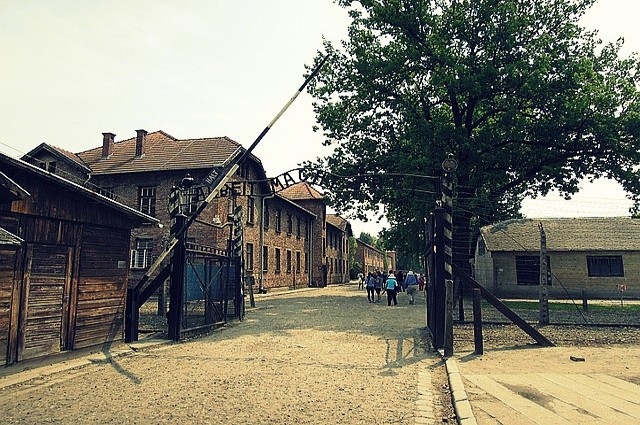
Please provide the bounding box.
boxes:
[101,132,115,158]
[135,129,147,158]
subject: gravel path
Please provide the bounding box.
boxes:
[0,285,452,424]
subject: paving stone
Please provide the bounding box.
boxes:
[446,359,460,374]
[459,417,479,425]
[414,415,436,424]
[455,400,475,420]
[448,373,465,393]
[452,389,468,402]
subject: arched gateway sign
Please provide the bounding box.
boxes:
[202,167,326,199]
[199,167,440,200]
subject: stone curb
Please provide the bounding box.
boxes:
[252,286,320,299]
[445,356,478,425]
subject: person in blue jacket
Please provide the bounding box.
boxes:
[404,270,419,304]
[385,270,398,306]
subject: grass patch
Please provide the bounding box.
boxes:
[497,300,640,312]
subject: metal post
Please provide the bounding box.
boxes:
[124,287,139,342]
[167,213,186,341]
[432,208,446,349]
[247,275,255,308]
[473,288,483,355]
[457,281,464,322]
[444,279,454,357]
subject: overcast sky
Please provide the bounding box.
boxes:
[1,0,639,236]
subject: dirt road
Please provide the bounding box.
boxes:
[0,284,450,424]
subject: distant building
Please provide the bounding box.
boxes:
[475,217,640,298]
[326,214,353,284]
[355,239,385,275]
[279,183,352,286]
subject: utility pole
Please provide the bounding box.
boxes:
[538,223,550,326]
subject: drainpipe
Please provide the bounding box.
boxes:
[308,219,313,287]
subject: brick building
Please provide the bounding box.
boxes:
[23,130,352,290]
[258,193,316,289]
[355,239,386,275]
[326,214,353,285]
[279,183,351,286]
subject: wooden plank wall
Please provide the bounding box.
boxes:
[10,179,133,230]
[1,166,142,363]
[0,248,17,363]
[74,225,130,349]
[20,244,70,360]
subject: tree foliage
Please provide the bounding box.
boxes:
[306,0,640,264]
[348,236,362,278]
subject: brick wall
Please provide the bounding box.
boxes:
[356,240,385,275]
[89,162,328,291]
[288,199,326,286]
[22,152,87,186]
[326,223,349,284]
[259,196,313,289]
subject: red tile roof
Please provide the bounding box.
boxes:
[327,214,353,236]
[23,142,91,173]
[48,144,90,171]
[280,182,324,200]
[327,214,346,229]
[76,131,245,175]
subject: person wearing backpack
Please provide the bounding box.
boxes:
[385,270,398,306]
[404,270,419,305]
[373,271,383,302]
[366,272,376,303]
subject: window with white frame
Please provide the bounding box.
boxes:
[275,209,282,233]
[263,205,270,230]
[99,187,115,200]
[138,186,157,216]
[131,238,153,268]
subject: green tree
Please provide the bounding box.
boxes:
[358,231,376,245]
[348,236,362,278]
[306,0,640,270]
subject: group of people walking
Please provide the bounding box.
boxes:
[359,270,425,306]
[362,271,384,303]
